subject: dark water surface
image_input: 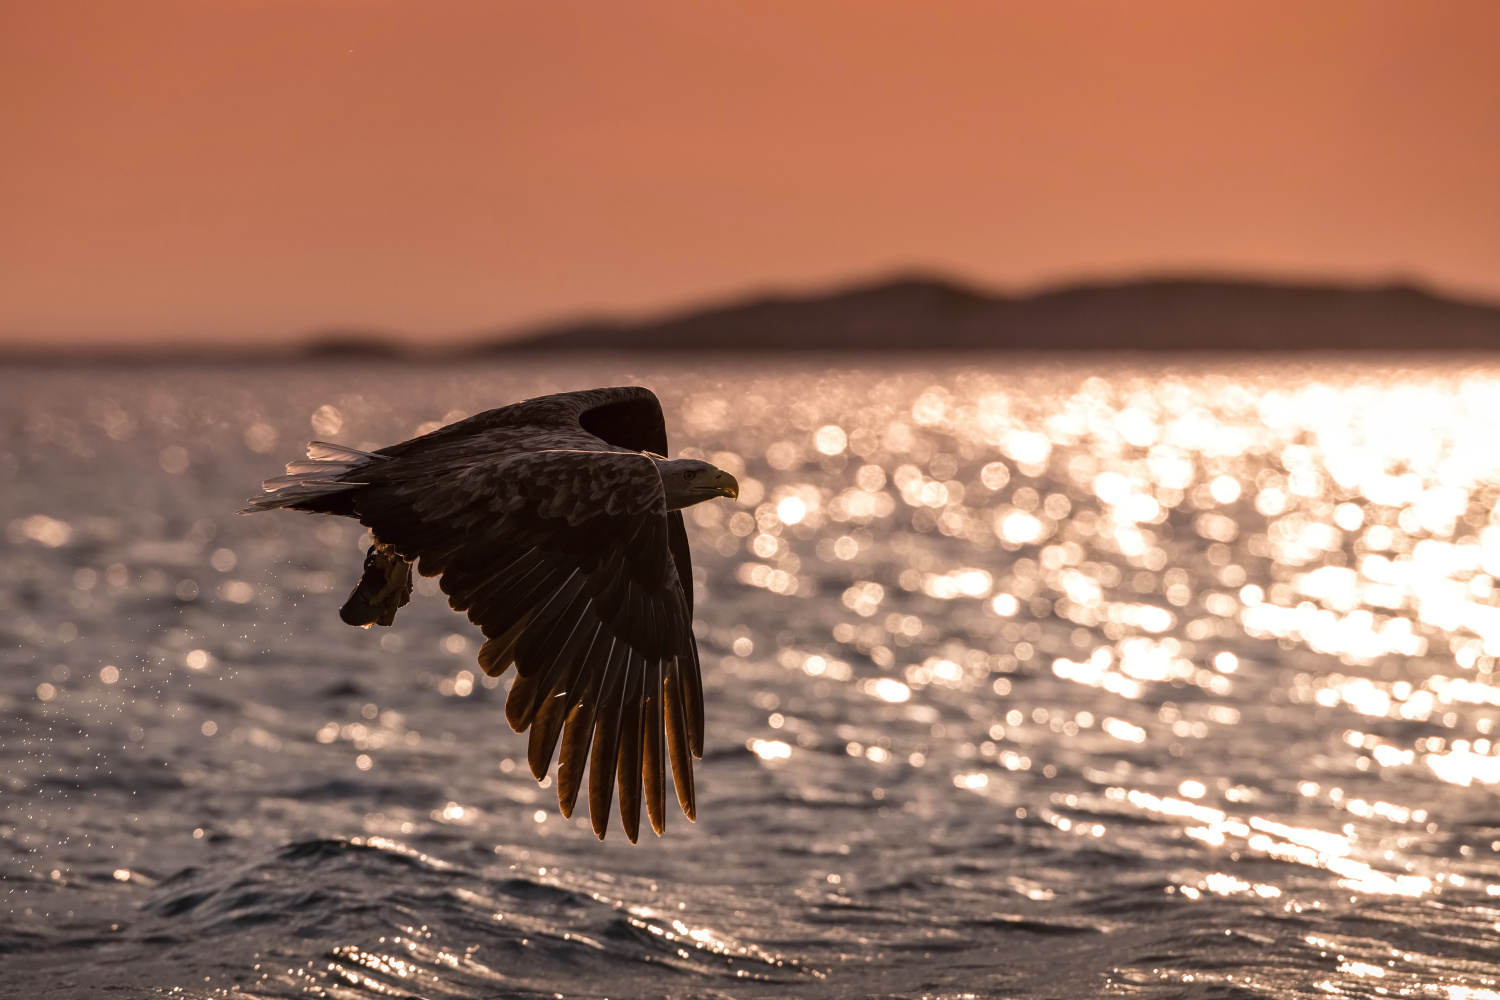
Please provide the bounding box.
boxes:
[7,358,1500,998]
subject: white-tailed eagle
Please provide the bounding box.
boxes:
[242,386,738,842]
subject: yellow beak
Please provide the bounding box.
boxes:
[711,470,739,499]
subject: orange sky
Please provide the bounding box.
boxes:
[2,1,1498,348]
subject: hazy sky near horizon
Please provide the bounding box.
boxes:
[3,1,1499,348]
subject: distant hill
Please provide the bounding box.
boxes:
[497,276,1500,352]
[7,275,1500,363]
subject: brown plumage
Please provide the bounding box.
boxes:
[242,387,737,841]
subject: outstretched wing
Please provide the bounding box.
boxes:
[349,442,702,843]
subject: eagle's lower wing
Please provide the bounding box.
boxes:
[351,448,702,842]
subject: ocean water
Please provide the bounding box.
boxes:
[7,357,1500,998]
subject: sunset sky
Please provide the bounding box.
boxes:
[3,1,1498,349]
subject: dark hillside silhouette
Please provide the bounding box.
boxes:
[499,276,1500,352]
[8,276,1500,363]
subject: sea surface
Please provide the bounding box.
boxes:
[7,356,1500,999]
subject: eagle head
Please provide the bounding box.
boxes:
[653,458,739,510]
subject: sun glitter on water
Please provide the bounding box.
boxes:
[13,360,1500,997]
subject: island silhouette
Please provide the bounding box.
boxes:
[10,275,1500,362]
[500,275,1500,353]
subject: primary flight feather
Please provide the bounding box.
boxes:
[241,386,738,842]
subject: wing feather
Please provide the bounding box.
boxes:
[505,670,543,734]
[556,673,601,818]
[307,441,378,462]
[477,613,530,678]
[615,651,647,844]
[528,690,571,781]
[588,640,630,839]
[678,640,705,758]
[643,658,667,836]
[664,658,697,821]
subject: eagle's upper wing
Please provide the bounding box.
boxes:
[346,388,703,842]
[373,385,671,464]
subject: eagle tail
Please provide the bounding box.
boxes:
[340,543,413,628]
[238,441,385,515]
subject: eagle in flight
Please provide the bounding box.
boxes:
[243,387,739,842]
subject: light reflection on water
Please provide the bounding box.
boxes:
[8,358,1500,996]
